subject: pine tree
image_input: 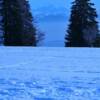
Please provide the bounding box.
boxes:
[3,0,23,46]
[65,0,99,47]
[3,0,36,46]
[18,0,36,46]
[0,0,4,45]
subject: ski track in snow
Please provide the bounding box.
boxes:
[0,47,100,100]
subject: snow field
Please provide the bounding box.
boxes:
[0,47,100,100]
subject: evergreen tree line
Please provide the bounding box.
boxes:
[0,0,100,47]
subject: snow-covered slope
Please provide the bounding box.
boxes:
[0,47,100,100]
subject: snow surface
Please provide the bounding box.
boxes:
[0,47,100,100]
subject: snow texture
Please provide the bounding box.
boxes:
[0,47,100,100]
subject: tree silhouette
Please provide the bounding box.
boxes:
[65,0,99,47]
[3,0,37,46]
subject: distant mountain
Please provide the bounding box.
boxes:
[32,6,69,22]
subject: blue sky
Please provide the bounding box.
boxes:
[29,0,100,18]
[29,0,68,8]
[29,0,100,9]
